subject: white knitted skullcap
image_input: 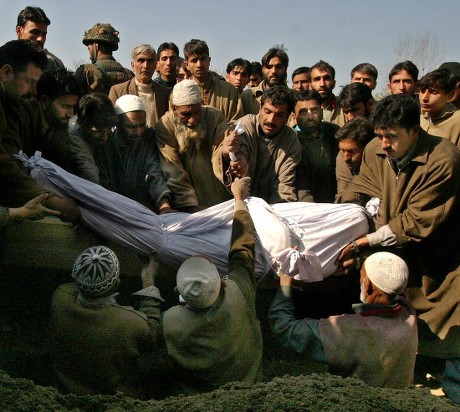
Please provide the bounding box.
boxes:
[176,256,221,309]
[114,94,145,115]
[72,246,120,298]
[364,252,409,295]
[172,79,201,106]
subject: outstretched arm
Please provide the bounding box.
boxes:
[268,274,325,361]
[228,177,256,302]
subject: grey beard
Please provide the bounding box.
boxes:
[172,115,207,154]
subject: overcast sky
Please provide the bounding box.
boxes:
[1,0,458,95]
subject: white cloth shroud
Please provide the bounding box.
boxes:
[18,151,369,282]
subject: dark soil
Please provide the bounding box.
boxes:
[0,224,458,411]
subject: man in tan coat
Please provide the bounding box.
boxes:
[108,44,170,128]
[418,68,460,149]
[155,80,245,212]
[238,85,301,203]
[241,46,289,115]
[338,94,460,404]
[183,39,243,125]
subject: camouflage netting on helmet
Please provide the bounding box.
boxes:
[0,370,457,411]
[82,23,120,51]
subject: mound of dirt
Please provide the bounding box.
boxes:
[0,370,458,412]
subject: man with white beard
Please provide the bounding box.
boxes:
[269,252,418,389]
[155,80,246,212]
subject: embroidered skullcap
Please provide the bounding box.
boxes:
[176,256,221,309]
[114,94,145,115]
[72,246,120,298]
[364,252,409,295]
[172,79,201,106]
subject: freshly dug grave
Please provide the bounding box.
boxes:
[0,370,458,412]
[0,222,457,411]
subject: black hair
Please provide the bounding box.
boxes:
[370,94,420,131]
[226,58,252,75]
[251,61,262,77]
[183,39,209,59]
[17,6,50,27]
[337,83,373,110]
[261,45,289,68]
[157,42,179,58]
[261,85,294,113]
[0,39,47,72]
[350,63,378,81]
[37,69,80,100]
[293,89,322,105]
[310,60,336,80]
[388,61,419,82]
[336,117,374,147]
[418,68,456,94]
[291,66,310,81]
[77,92,118,129]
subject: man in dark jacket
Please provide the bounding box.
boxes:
[0,40,77,220]
[97,94,173,213]
[49,245,163,398]
[338,94,460,404]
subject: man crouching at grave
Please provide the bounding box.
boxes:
[160,177,263,395]
[269,252,418,388]
[48,246,164,399]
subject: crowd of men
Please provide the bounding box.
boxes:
[1,5,460,404]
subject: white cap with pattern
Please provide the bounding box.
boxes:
[172,79,201,106]
[364,252,409,295]
[72,246,120,298]
[114,94,145,115]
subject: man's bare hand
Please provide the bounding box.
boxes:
[231,176,251,201]
[141,253,159,288]
[229,153,248,178]
[335,237,369,273]
[9,193,60,222]
[279,273,292,287]
[222,129,241,157]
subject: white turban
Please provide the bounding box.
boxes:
[176,256,221,309]
[172,79,201,106]
[364,252,409,295]
[114,94,145,115]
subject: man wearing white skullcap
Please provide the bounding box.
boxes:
[155,80,247,212]
[269,251,418,389]
[48,245,165,398]
[95,94,173,213]
[337,94,460,403]
[160,177,263,394]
